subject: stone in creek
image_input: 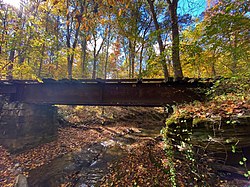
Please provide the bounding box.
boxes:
[15,174,28,187]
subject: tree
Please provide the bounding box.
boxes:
[147,0,169,80]
[66,0,85,79]
[166,0,183,79]
[204,0,250,76]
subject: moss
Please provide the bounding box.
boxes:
[192,118,207,126]
[165,116,177,126]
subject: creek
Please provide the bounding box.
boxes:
[23,107,250,186]
[27,124,163,186]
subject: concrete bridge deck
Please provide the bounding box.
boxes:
[0,78,211,106]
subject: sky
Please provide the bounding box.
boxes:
[2,0,20,8]
[178,0,206,17]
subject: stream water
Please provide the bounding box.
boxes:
[27,125,163,186]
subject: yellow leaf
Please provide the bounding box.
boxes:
[118,9,122,16]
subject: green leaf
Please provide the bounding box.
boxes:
[232,145,236,153]
[243,173,249,178]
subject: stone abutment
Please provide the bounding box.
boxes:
[0,95,58,152]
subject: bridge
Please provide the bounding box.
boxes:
[0,78,211,152]
[0,78,210,106]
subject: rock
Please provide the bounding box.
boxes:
[0,102,58,153]
[13,167,22,175]
[15,174,28,187]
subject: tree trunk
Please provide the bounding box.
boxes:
[147,0,169,80]
[131,42,135,78]
[81,36,87,78]
[92,34,98,79]
[38,44,45,78]
[18,50,25,64]
[168,0,183,79]
[104,26,111,79]
[67,56,73,79]
[7,49,15,80]
[66,0,72,79]
[66,0,84,79]
[55,15,60,70]
[92,52,97,79]
[0,8,8,55]
[139,44,144,78]
[231,31,238,75]
[92,30,106,79]
[211,51,216,77]
[211,61,216,77]
[128,40,136,78]
[128,40,132,78]
[9,50,15,63]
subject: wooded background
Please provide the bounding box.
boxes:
[0,0,249,80]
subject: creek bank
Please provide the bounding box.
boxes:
[166,115,250,185]
[163,78,250,186]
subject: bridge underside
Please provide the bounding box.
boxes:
[0,79,206,106]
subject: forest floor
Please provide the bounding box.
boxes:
[1,107,171,186]
[0,106,219,187]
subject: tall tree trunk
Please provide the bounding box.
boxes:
[231,31,238,75]
[92,43,97,79]
[66,0,84,79]
[128,40,136,78]
[139,44,144,78]
[18,50,25,64]
[1,8,8,78]
[38,44,45,78]
[138,24,150,78]
[0,8,8,55]
[104,25,111,79]
[131,42,135,78]
[17,5,25,65]
[9,50,15,63]
[7,49,15,80]
[66,0,71,79]
[168,0,183,79]
[211,61,216,77]
[104,45,109,79]
[147,0,169,80]
[38,10,50,78]
[92,31,105,79]
[128,54,132,78]
[55,15,60,70]
[81,36,87,78]
[211,51,216,77]
[128,40,132,78]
